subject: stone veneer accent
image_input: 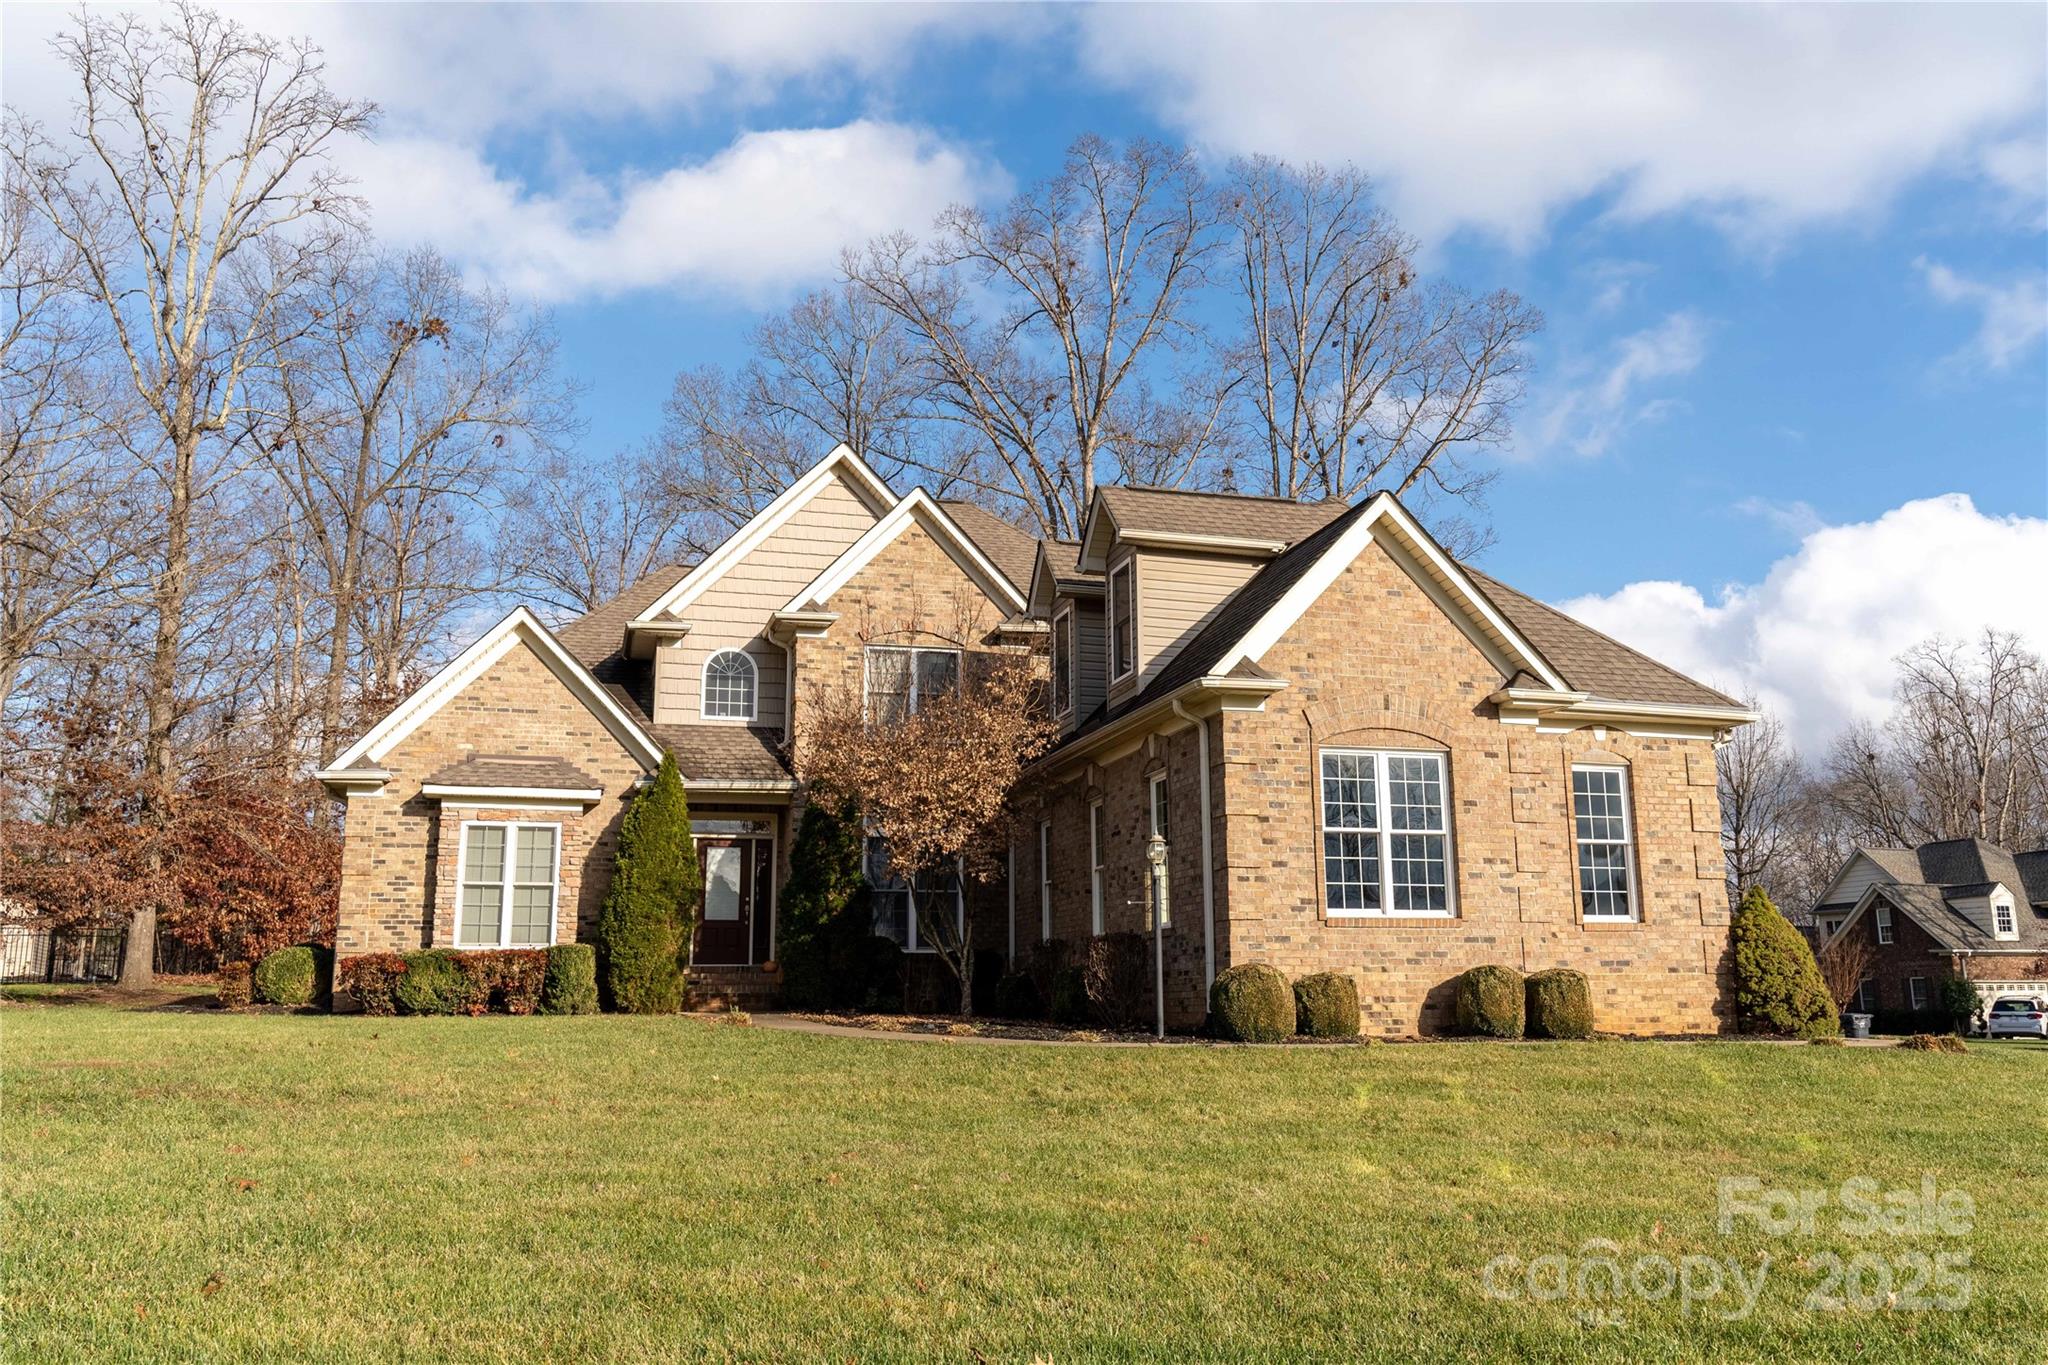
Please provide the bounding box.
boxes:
[334,640,649,957]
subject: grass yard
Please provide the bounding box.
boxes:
[3,1000,2044,1363]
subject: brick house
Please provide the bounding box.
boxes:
[1809,839,2048,1019]
[319,445,1755,1031]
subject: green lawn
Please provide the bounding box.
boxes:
[3,1001,2043,1363]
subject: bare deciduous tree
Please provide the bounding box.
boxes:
[1222,158,1539,554]
[849,136,1225,538]
[1719,697,1805,900]
[7,1,374,982]
[1816,932,1874,1012]
[505,445,693,615]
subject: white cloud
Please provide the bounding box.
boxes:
[356,121,1007,302]
[1734,497,1825,540]
[1522,311,1708,458]
[1915,256,2048,375]
[1075,6,2046,246]
[1558,495,2048,753]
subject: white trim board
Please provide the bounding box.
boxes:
[780,488,1028,615]
[325,606,663,777]
[637,444,897,623]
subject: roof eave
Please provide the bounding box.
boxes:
[1031,673,1291,776]
[1489,686,1759,732]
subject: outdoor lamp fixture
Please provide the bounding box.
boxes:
[1146,833,1169,1039]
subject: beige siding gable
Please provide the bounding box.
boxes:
[1109,547,1263,707]
[653,470,882,727]
[1819,852,1898,908]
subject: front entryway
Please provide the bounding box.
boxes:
[692,826,774,966]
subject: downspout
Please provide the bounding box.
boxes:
[1172,698,1216,989]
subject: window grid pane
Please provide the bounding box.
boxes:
[914,650,959,707]
[1320,752,1378,831]
[1320,750,1449,916]
[1573,768,1635,919]
[865,649,911,724]
[702,651,757,719]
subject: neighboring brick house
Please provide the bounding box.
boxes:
[1809,839,2048,1018]
[320,445,1755,1031]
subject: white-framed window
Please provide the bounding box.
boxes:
[1875,904,1894,945]
[1089,798,1105,933]
[1853,977,1876,1014]
[1909,977,1929,1011]
[1052,604,1075,717]
[1994,901,2017,938]
[701,649,758,721]
[1148,772,1169,844]
[1038,818,1053,942]
[1108,559,1135,682]
[1320,748,1454,917]
[864,834,961,954]
[455,821,558,948]
[864,646,960,724]
[1571,765,1638,921]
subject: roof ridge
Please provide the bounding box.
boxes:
[1112,483,1347,506]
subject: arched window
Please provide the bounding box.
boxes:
[701,650,757,721]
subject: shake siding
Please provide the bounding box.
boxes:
[652,474,881,725]
[1114,548,1262,702]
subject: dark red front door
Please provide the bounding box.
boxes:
[695,837,760,965]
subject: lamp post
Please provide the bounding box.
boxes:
[1146,832,1170,1039]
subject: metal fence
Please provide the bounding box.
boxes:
[0,924,128,984]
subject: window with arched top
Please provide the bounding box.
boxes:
[701,650,757,721]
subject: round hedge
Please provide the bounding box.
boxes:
[541,943,599,1015]
[1209,963,1296,1042]
[993,972,1045,1020]
[1293,972,1361,1038]
[395,950,478,1016]
[252,945,318,1007]
[1524,968,1593,1039]
[1049,965,1090,1025]
[1454,964,1525,1038]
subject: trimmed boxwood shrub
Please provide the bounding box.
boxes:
[253,946,317,1007]
[1209,963,1295,1042]
[542,943,598,1015]
[1731,887,1838,1038]
[216,962,253,1011]
[339,953,408,1015]
[394,950,479,1016]
[1455,964,1525,1038]
[992,972,1044,1019]
[598,753,699,1013]
[1525,968,1594,1040]
[1293,972,1361,1038]
[1049,965,1090,1025]
[453,949,548,1016]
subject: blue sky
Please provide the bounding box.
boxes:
[5,2,2044,750]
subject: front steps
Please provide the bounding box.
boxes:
[687,963,781,1012]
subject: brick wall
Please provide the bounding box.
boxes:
[1212,535,1734,1036]
[334,639,648,957]
[1830,899,1960,1013]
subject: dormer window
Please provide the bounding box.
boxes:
[1108,560,1134,682]
[1052,605,1075,717]
[1994,900,2017,939]
[702,650,757,721]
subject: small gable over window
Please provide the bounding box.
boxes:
[702,650,758,721]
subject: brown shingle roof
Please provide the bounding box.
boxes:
[423,754,601,792]
[555,563,693,667]
[1465,569,1740,709]
[650,724,793,784]
[1098,486,1350,545]
[937,501,1042,595]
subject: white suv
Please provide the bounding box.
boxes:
[1985,996,2047,1040]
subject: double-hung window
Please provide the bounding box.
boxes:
[456,822,558,948]
[1994,902,2017,938]
[1148,772,1170,922]
[1909,977,1929,1011]
[1875,905,1894,945]
[1572,766,1638,921]
[865,834,961,953]
[1088,798,1106,933]
[864,646,960,724]
[1052,606,1075,717]
[1319,749,1453,916]
[1108,561,1134,682]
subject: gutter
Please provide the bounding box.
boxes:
[1028,672,1289,778]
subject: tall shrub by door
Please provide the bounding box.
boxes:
[598,753,699,1013]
